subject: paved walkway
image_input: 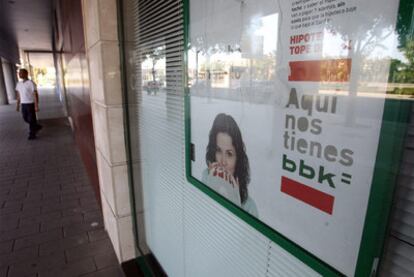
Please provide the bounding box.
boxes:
[0,90,124,277]
[36,87,67,120]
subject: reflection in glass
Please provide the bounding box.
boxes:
[189,13,278,102]
[388,38,414,98]
[141,46,166,96]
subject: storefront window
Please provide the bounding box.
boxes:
[120,0,414,276]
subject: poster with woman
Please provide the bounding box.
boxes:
[186,0,403,276]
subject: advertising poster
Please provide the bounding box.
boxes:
[187,0,401,275]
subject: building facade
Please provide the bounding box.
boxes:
[1,0,413,276]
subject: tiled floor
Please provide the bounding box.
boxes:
[0,90,124,277]
[36,88,67,120]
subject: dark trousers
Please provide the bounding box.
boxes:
[21,103,39,137]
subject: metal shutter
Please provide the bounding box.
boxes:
[380,105,414,276]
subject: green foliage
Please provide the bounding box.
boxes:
[388,87,414,96]
[388,39,414,85]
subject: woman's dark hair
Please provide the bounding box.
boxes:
[206,113,250,204]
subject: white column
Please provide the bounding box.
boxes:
[2,58,17,101]
[0,59,9,105]
[82,0,140,263]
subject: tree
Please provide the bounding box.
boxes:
[324,2,402,125]
[144,46,165,83]
[388,39,414,96]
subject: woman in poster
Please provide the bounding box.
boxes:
[202,113,258,217]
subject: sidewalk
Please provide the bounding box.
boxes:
[0,92,124,277]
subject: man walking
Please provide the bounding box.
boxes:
[15,69,42,140]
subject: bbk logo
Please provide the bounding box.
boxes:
[282,154,351,188]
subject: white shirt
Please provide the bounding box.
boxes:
[15,80,37,104]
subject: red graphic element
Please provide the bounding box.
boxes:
[288,59,352,82]
[281,176,335,215]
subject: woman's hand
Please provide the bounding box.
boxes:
[229,175,240,189]
[208,162,219,175]
[208,162,238,188]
